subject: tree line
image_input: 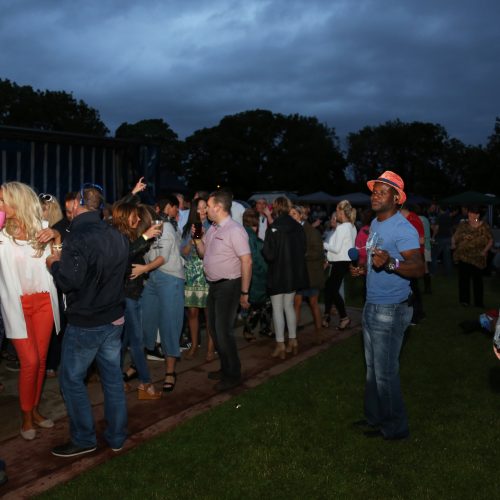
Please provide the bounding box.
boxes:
[1,78,499,199]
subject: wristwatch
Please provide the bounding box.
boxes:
[385,258,400,272]
[241,291,249,295]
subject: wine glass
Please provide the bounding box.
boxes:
[152,219,163,249]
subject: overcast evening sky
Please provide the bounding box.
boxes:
[1,0,499,146]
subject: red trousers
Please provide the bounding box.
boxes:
[11,292,54,412]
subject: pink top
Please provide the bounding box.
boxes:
[203,216,250,281]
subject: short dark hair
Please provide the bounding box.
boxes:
[65,191,78,202]
[157,194,179,212]
[209,190,232,213]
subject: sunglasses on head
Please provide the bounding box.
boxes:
[39,193,54,202]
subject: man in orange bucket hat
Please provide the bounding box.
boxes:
[351,170,424,440]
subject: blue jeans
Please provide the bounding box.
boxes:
[362,302,412,438]
[207,279,242,381]
[123,298,151,383]
[141,270,184,358]
[431,237,452,275]
[59,323,128,449]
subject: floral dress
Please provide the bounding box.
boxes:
[181,221,210,308]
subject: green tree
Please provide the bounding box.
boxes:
[115,118,183,176]
[184,109,346,197]
[0,78,108,136]
[347,120,453,196]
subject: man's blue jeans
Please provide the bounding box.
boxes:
[59,323,127,449]
[362,302,412,439]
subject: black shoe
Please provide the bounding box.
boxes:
[5,359,20,372]
[0,459,7,487]
[363,429,409,441]
[122,365,138,382]
[163,372,177,393]
[146,345,164,361]
[51,441,97,457]
[214,378,241,392]
[208,370,222,380]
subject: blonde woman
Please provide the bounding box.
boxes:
[39,193,63,227]
[0,182,60,440]
[323,200,357,330]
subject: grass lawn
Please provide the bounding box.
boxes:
[39,273,500,499]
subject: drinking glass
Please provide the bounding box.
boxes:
[152,219,163,249]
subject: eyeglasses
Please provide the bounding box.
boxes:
[39,193,55,202]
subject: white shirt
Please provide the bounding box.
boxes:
[258,215,268,240]
[0,228,60,339]
[323,222,357,262]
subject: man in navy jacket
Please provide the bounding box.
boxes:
[47,184,129,457]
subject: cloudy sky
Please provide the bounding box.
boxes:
[1,0,499,145]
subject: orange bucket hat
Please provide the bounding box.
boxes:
[367,170,407,204]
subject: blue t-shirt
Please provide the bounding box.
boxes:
[366,212,419,304]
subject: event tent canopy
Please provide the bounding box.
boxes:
[248,191,299,204]
[331,192,371,205]
[440,191,500,205]
[296,191,337,203]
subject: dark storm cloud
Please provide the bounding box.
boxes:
[1,0,499,144]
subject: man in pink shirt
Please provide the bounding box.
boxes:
[194,190,252,391]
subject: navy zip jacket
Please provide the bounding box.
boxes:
[50,210,129,327]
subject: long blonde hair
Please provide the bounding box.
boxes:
[2,181,46,256]
[336,200,357,225]
[40,194,63,227]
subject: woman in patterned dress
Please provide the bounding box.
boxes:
[180,198,215,360]
[452,205,493,308]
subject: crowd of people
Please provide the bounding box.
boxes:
[0,170,498,463]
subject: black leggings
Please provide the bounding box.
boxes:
[324,261,350,318]
[458,261,484,307]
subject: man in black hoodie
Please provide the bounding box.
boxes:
[47,184,129,457]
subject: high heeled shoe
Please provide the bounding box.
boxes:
[123,365,138,382]
[138,383,162,400]
[322,315,331,328]
[163,372,177,392]
[337,317,351,330]
[271,342,286,360]
[286,338,298,355]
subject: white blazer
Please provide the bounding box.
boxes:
[0,229,60,339]
[323,222,357,262]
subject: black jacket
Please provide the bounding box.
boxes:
[50,211,129,327]
[125,236,151,300]
[262,214,309,295]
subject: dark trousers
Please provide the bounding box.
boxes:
[324,261,350,318]
[409,278,424,322]
[207,279,242,381]
[458,261,484,307]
